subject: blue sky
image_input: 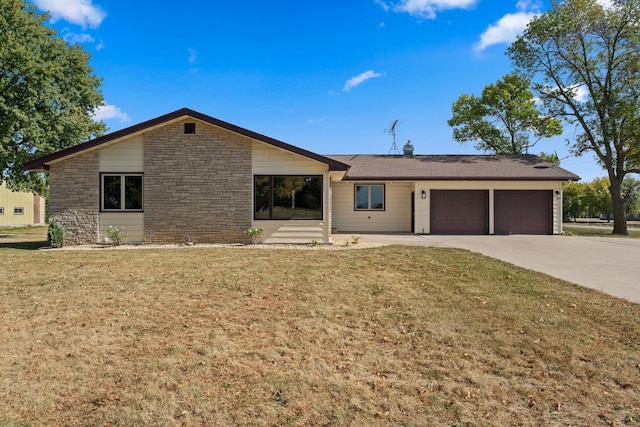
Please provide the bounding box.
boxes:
[34,0,607,181]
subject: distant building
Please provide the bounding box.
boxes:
[0,181,46,227]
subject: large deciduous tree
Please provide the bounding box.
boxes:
[0,0,105,195]
[447,73,562,155]
[508,0,640,235]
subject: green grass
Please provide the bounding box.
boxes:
[1,237,639,426]
[563,225,640,238]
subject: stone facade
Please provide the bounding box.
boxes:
[143,119,253,244]
[48,151,99,245]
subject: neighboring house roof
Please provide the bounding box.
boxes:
[23,108,349,172]
[326,154,580,181]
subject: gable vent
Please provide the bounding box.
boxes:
[184,123,196,134]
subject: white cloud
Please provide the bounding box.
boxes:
[34,0,106,28]
[62,32,95,44]
[515,0,539,11]
[474,11,538,53]
[569,85,590,102]
[374,0,391,12]
[93,105,130,123]
[474,1,541,53]
[539,84,590,103]
[392,0,477,19]
[344,70,384,92]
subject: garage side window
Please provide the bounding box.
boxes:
[101,174,143,211]
[254,175,323,220]
[355,184,385,210]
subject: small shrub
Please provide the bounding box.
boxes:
[184,235,194,246]
[106,226,126,246]
[310,239,320,247]
[245,227,264,244]
[47,221,65,248]
[351,235,361,244]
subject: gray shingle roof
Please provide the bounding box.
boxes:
[326,154,580,181]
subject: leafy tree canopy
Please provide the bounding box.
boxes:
[508,0,640,234]
[0,0,105,195]
[563,176,640,219]
[447,73,562,155]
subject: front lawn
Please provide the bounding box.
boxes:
[1,243,638,425]
[0,225,48,250]
[563,225,640,238]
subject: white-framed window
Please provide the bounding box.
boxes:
[14,207,24,215]
[355,184,385,211]
[101,173,143,211]
[0,207,4,215]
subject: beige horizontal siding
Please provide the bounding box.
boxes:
[331,181,412,233]
[425,180,562,190]
[553,194,562,235]
[99,212,144,243]
[100,136,144,172]
[252,143,326,175]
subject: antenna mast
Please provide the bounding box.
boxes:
[386,119,399,154]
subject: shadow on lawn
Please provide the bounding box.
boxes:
[0,236,48,250]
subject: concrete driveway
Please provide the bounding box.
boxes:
[341,234,640,304]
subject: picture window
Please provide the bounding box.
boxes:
[254,175,323,220]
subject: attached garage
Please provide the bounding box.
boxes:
[495,190,552,235]
[430,190,489,235]
[325,154,579,237]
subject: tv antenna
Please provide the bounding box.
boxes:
[385,119,400,154]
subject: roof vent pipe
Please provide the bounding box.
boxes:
[402,140,414,156]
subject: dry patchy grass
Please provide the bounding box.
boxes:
[1,242,639,426]
[0,226,48,250]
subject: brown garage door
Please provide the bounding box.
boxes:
[430,190,489,235]
[495,190,552,235]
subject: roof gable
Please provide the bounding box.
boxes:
[23,108,349,172]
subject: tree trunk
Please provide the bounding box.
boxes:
[609,177,628,235]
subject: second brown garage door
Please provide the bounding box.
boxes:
[495,190,552,235]
[430,190,489,235]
